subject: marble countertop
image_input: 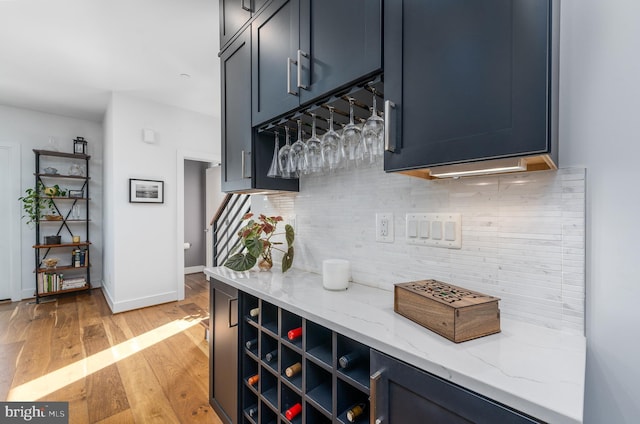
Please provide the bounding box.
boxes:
[205,267,585,424]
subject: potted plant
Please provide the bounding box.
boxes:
[225,213,295,272]
[19,182,67,225]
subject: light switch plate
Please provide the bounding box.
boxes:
[405,212,462,249]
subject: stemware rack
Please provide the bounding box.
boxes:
[256,76,384,139]
[240,292,371,424]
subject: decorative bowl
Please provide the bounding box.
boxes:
[43,167,58,174]
[42,257,59,268]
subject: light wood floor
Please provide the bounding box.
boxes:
[0,273,223,424]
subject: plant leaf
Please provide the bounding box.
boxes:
[285,224,295,247]
[282,246,294,272]
[225,252,257,271]
[244,235,264,258]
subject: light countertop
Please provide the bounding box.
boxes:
[205,267,585,424]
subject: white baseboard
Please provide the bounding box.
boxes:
[108,290,178,314]
[184,265,205,274]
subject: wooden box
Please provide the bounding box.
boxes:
[394,280,500,343]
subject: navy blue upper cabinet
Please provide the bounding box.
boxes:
[384,0,559,176]
[220,0,269,49]
[252,0,382,126]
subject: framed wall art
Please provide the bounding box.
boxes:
[129,179,164,203]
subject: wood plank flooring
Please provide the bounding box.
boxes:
[0,273,223,424]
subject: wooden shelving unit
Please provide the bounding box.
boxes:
[32,149,91,302]
[239,293,370,424]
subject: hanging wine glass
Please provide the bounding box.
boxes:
[267,130,281,178]
[306,113,323,174]
[288,119,308,177]
[278,126,294,179]
[342,97,365,168]
[321,107,341,173]
[362,92,385,163]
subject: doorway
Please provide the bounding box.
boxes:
[0,142,21,301]
[176,150,221,301]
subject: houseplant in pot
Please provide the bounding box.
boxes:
[19,182,67,225]
[225,213,295,272]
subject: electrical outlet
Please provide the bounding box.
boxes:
[376,213,394,243]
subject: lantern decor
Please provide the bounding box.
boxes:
[73,137,87,155]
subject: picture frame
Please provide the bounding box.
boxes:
[129,179,164,203]
[68,189,84,198]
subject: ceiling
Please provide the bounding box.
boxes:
[0,0,220,122]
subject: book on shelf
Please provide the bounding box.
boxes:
[38,272,87,293]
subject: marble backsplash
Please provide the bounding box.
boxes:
[251,166,585,334]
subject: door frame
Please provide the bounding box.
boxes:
[0,142,22,301]
[176,149,220,301]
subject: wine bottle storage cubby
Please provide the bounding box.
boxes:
[305,404,332,424]
[245,294,260,324]
[280,384,303,424]
[261,366,279,411]
[244,356,259,390]
[261,402,277,424]
[336,380,369,424]
[305,321,332,370]
[242,385,259,424]
[261,333,279,374]
[281,310,303,351]
[281,347,303,392]
[240,293,370,423]
[261,301,279,336]
[336,334,370,394]
[305,361,332,417]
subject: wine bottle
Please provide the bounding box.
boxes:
[339,352,360,370]
[346,402,367,423]
[245,338,258,350]
[247,374,259,386]
[265,349,278,362]
[287,326,302,341]
[248,406,258,418]
[284,403,302,420]
[249,307,260,317]
[284,362,302,378]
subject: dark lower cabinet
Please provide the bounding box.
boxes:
[210,279,239,424]
[370,350,540,424]
[384,0,559,175]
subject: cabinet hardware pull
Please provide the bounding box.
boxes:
[241,150,251,179]
[297,49,308,90]
[384,100,396,153]
[370,369,384,424]
[228,297,238,328]
[241,0,252,12]
[287,57,298,96]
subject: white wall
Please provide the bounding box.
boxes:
[102,93,218,312]
[0,105,103,299]
[560,1,640,422]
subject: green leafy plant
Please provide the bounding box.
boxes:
[225,213,295,272]
[18,182,67,225]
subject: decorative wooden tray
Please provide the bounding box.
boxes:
[394,280,501,343]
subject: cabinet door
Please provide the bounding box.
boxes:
[251,0,300,126]
[210,280,239,424]
[384,0,552,172]
[220,0,252,48]
[299,0,382,104]
[221,29,253,192]
[370,350,539,423]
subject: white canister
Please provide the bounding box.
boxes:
[322,259,351,291]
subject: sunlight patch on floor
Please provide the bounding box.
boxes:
[7,317,202,401]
